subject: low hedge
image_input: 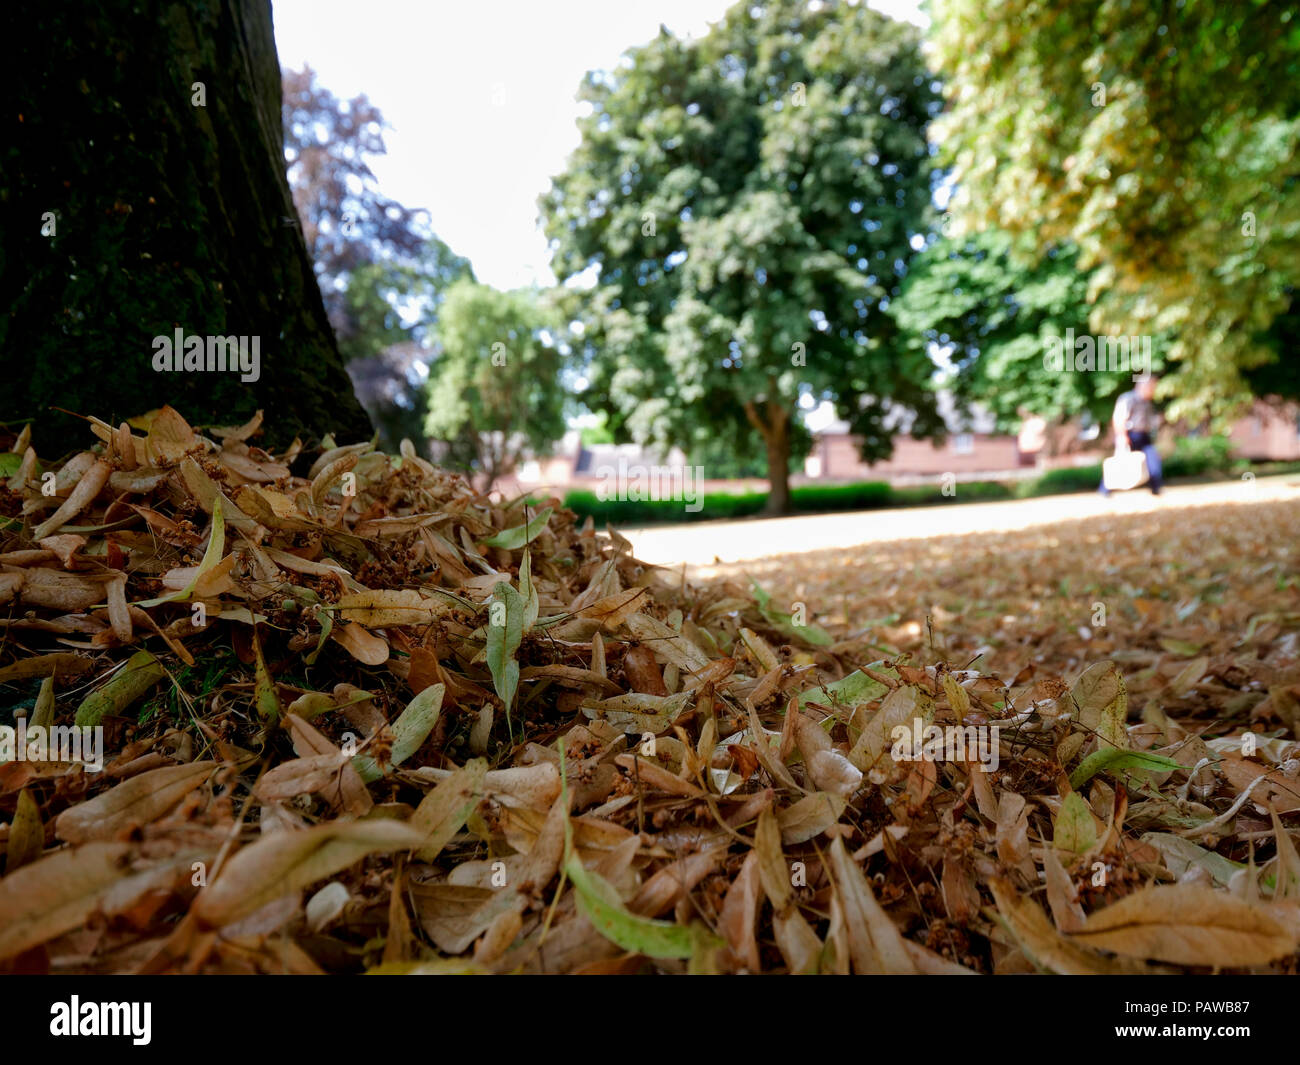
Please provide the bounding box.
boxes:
[564,477,1009,525]
[781,481,892,512]
[891,480,1015,506]
[561,489,768,525]
[561,435,1275,525]
[1015,464,1102,497]
[1165,434,1236,476]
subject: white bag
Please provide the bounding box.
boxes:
[1102,450,1149,491]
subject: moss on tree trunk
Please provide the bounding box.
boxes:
[1,0,373,452]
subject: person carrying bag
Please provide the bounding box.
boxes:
[1100,375,1162,496]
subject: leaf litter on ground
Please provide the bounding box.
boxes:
[0,408,1297,973]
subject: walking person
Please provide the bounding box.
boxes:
[1100,375,1162,496]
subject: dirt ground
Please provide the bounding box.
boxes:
[623,474,1300,580]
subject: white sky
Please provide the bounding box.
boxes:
[272,0,925,292]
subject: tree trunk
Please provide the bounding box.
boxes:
[762,426,792,515]
[2,0,373,452]
[745,386,792,516]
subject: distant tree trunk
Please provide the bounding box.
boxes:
[1,0,373,452]
[746,386,792,516]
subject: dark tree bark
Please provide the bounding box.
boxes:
[760,415,792,517]
[745,381,792,516]
[2,0,373,452]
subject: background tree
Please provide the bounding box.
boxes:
[340,241,475,449]
[541,0,943,513]
[687,433,771,480]
[282,66,476,452]
[888,231,1166,433]
[424,281,567,489]
[928,0,1300,422]
[1252,291,1300,401]
[282,66,426,325]
[2,0,372,449]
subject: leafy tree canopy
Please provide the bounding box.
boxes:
[425,281,568,488]
[339,241,475,450]
[283,67,475,450]
[339,238,474,364]
[928,0,1300,422]
[283,66,426,317]
[890,231,1167,431]
[542,0,944,511]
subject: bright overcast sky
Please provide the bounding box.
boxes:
[273,0,925,292]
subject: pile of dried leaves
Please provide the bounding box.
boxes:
[0,408,1298,974]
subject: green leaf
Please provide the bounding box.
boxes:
[480,507,552,550]
[251,625,281,722]
[305,605,333,667]
[74,650,167,728]
[750,580,833,647]
[1070,660,1128,750]
[788,622,833,647]
[485,582,525,728]
[136,496,225,607]
[564,853,707,960]
[1069,748,1185,790]
[354,683,445,783]
[797,667,894,712]
[1053,792,1098,853]
[411,758,487,861]
[1140,832,1243,887]
[556,737,719,964]
[518,549,540,633]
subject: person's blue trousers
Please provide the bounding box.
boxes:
[1099,430,1162,495]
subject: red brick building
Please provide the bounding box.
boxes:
[804,394,1024,480]
[1228,400,1300,461]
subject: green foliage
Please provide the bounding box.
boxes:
[578,413,616,447]
[890,232,1167,429]
[563,478,1006,525]
[1165,434,1236,477]
[783,482,893,512]
[563,488,769,526]
[282,67,475,453]
[686,428,773,480]
[338,241,474,364]
[889,481,1012,506]
[1250,293,1300,401]
[339,242,475,450]
[542,0,944,509]
[480,508,554,550]
[1069,748,1185,790]
[1015,465,1104,498]
[485,582,525,736]
[929,0,1300,422]
[425,281,567,486]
